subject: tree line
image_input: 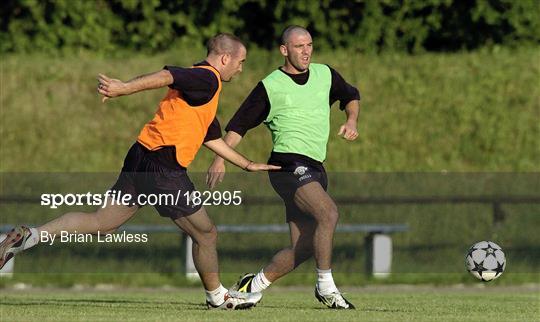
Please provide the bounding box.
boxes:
[1,0,538,54]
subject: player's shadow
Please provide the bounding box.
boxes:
[2,298,177,305]
[2,298,206,310]
[182,301,210,310]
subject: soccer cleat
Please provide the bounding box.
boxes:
[0,226,33,270]
[233,273,256,293]
[315,285,356,309]
[206,290,262,310]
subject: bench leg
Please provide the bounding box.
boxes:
[183,234,200,281]
[365,233,392,278]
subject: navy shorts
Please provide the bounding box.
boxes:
[267,152,328,222]
[111,142,201,219]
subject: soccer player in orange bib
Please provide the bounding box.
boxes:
[0,33,278,310]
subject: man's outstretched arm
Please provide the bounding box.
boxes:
[206,82,270,189]
[206,131,244,189]
[203,137,279,173]
[97,70,173,102]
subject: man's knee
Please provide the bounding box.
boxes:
[94,205,137,233]
[313,203,339,227]
[94,215,120,234]
[327,206,339,225]
[193,224,218,247]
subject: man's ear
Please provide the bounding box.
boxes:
[279,45,288,57]
[221,53,231,66]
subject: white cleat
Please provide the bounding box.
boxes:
[207,290,262,310]
[315,285,356,309]
[0,226,33,270]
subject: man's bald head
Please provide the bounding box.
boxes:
[207,33,245,57]
[280,25,311,45]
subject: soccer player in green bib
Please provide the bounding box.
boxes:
[207,26,360,309]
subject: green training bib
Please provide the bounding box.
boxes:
[262,63,331,162]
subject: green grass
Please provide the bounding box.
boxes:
[1,47,538,286]
[1,47,539,172]
[1,272,538,290]
[1,286,538,321]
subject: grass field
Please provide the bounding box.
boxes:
[1,286,538,321]
[1,47,539,172]
[1,48,538,287]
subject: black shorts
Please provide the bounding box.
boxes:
[111,142,201,219]
[267,152,328,222]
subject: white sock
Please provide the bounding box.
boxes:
[250,269,272,292]
[316,268,338,295]
[205,284,228,305]
[23,228,40,250]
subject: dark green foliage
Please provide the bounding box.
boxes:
[1,0,539,53]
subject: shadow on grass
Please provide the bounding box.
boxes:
[0,298,208,310]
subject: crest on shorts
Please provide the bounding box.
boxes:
[293,166,308,176]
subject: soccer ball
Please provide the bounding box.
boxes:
[465,241,506,282]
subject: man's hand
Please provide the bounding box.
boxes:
[245,162,280,172]
[97,74,128,102]
[337,120,359,141]
[206,159,226,189]
[97,70,173,103]
[206,158,280,189]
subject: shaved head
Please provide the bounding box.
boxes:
[280,25,311,45]
[207,33,245,57]
[205,33,247,82]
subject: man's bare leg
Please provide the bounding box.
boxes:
[245,180,337,293]
[38,204,139,235]
[246,182,337,293]
[293,182,339,270]
[262,217,316,282]
[250,181,337,285]
[240,216,315,293]
[170,206,220,291]
[171,206,263,308]
[0,203,139,269]
[292,182,355,308]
